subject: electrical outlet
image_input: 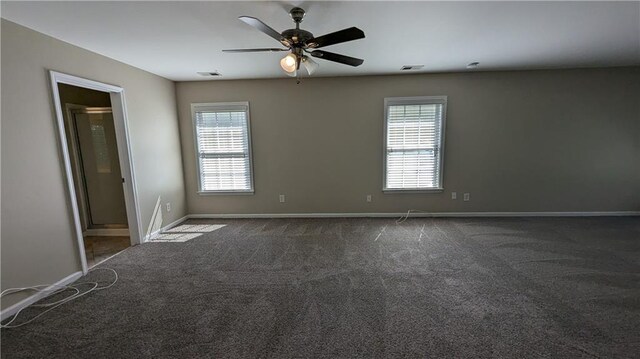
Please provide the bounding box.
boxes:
[451,192,457,200]
[166,202,171,212]
[463,193,470,201]
[279,194,286,203]
[366,195,372,202]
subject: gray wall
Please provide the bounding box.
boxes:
[176,67,640,214]
[1,20,186,309]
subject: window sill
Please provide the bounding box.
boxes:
[197,191,255,196]
[383,188,444,194]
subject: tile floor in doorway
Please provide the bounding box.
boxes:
[83,236,130,267]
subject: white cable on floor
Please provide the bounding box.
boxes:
[1,268,118,329]
[396,209,432,224]
[396,209,415,223]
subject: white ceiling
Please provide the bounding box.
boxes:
[2,1,639,81]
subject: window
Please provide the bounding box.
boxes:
[383,96,447,191]
[192,102,254,193]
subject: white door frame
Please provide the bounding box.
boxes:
[49,71,143,274]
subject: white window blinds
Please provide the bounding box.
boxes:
[192,103,253,192]
[384,97,446,191]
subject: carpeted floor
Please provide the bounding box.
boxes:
[2,217,639,358]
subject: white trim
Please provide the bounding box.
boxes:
[0,271,83,322]
[383,188,444,194]
[190,102,255,194]
[383,96,447,192]
[50,72,123,93]
[109,90,144,245]
[187,211,640,219]
[197,190,255,195]
[144,215,189,242]
[50,72,89,274]
[49,71,143,275]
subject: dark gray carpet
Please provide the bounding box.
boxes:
[2,217,639,358]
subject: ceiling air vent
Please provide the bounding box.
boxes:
[401,65,424,71]
[197,71,221,77]
[466,62,480,69]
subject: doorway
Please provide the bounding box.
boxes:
[64,100,130,266]
[50,72,143,274]
[66,106,128,229]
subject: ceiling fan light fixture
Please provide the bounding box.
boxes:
[280,53,298,73]
[302,56,319,75]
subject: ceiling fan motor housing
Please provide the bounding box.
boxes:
[281,29,314,46]
[283,8,314,47]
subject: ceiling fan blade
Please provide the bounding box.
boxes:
[223,48,289,53]
[238,16,285,44]
[309,50,364,67]
[306,27,365,48]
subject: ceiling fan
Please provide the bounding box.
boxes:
[223,7,365,78]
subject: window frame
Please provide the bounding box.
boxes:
[382,96,447,193]
[191,102,255,195]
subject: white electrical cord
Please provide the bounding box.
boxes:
[396,209,432,224]
[396,209,416,224]
[1,268,118,329]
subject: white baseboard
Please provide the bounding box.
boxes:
[187,211,640,219]
[445,211,640,217]
[0,271,83,322]
[144,215,189,242]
